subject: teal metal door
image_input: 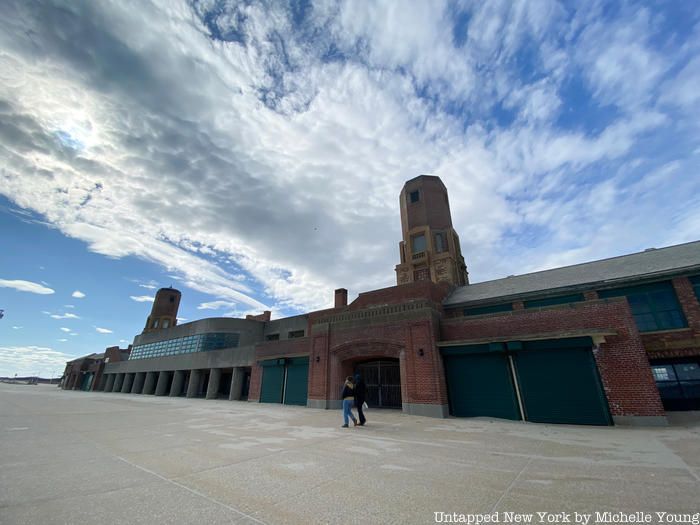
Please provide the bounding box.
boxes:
[443,348,521,420]
[81,373,93,391]
[260,360,285,403]
[513,345,611,425]
[284,357,309,406]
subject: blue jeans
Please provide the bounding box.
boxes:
[342,399,356,426]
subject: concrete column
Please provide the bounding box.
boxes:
[97,374,108,391]
[131,372,146,394]
[121,373,135,393]
[229,367,245,400]
[186,369,202,398]
[206,368,221,399]
[104,374,115,393]
[170,370,185,397]
[112,373,125,393]
[155,371,171,396]
[143,371,157,395]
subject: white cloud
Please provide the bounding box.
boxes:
[58,338,68,342]
[0,345,75,378]
[176,317,188,323]
[48,312,81,320]
[197,300,236,310]
[69,332,78,336]
[0,0,697,320]
[130,295,155,303]
[64,304,75,308]
[0,279,55,295]
[574,7,666,111]
[95,327,113,334]
[59,327,71,332]
[12,326,23,330]
[660,56,700,109]
[71,290,86,298]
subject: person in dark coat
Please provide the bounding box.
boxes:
[353,373,367,426]
[341,376,358,428]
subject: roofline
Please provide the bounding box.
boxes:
[470,240,700,287]
[444,263,700,309]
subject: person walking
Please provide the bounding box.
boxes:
[354,373,367,426]
[341,376,358,428]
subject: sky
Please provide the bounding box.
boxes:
[1,0,699,378]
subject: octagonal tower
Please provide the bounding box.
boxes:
[395,175,468,286]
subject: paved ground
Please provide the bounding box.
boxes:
[1,384,699,525]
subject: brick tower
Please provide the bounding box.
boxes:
[143,287,181,333]
[395,175,468,286]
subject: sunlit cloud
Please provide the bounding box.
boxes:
[71,290,86,298]
[0,0,697,323]
[0,345,76,378]
[129,295,155,303]
[197,300,236,310]
[48,312,81,320]
[0,279,54,295]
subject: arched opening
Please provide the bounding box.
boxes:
[355,359,401,408]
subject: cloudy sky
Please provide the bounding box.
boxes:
[1,0,699,377]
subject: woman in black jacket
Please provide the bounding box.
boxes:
[341,376,358,428]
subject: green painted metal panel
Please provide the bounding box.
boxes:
[690,275,700,302]
[599,281,686,332]
[80,373,93,391]
[260,358,286,367]
[441,343,499,356]
[443,352,521,420]
[513,346,611,425]
[260,364,284,403]
[523,337,593,351]
[284,357,309,406]
[463,303,513,316]
[524,293,584,309]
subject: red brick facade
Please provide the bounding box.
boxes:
[249,337,311,402]
[442,298,665,417]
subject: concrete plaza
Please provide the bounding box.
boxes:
[1,383,698,525]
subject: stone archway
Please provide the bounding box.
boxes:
[329,340,407,409]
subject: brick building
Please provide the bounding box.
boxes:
[91,175,700,425]
[61,346,130,391]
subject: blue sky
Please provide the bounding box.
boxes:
[1,0,699,377]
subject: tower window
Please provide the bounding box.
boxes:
[162,319,170,328]
[169,296,175,303]
[435,232,445,253]
[412,234,426,254]
[409,190,420,203]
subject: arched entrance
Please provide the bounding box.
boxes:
[355,359,401,408]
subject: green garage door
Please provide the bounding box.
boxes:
[443,345,521,420]
[513,340,611,426]
[284,357,309,406]
[260,359,285,403]
[81,373,94,391]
